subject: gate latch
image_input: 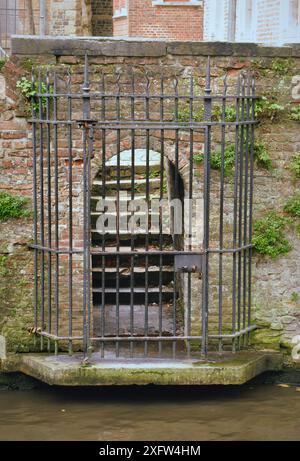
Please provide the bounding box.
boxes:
[174,254,203,273]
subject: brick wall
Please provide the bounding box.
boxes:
[113,0,204,41]
[91,0,113,36]
[2,37,300,362]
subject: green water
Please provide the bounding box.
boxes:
[0,383,299,441]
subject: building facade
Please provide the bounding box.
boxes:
[204,0,300,44]
[113,0,204,40]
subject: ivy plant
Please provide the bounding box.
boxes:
[254,96,284,121]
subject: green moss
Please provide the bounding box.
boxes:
[252,212,292,258]
[0,192,30,221]
[284,191,300,218]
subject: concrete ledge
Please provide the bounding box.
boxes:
[0,351,283,386]
[11,36,300,58]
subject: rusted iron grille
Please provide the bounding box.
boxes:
[30,56,258,359]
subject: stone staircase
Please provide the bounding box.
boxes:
[91,152,181,343]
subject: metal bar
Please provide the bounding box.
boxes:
[46,70,52,352]
[144,75,150,357]
[38,68,45,351]
[66,71,72,355]
[248,74,256,345]
[232,74,241,353]
[31,71,38,342]
[130,69,135,358]
[243,72,250,347]
[237,74,246,350]
[35,323,257,342]
[201,58,212,358]
[115,71,121,358]
[82,54,91,357]
[100,72,106,359]
[218,75,228,353]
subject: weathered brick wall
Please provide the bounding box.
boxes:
[91,0,113,36]
[2,37,300,361]
[113,0,204,41]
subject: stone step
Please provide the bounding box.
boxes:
[93,303,177,337]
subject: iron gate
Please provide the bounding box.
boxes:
[30,55,258,359]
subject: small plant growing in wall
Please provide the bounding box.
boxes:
[254,96,284,121]
[284,191,300,218]
[290,105,300,122]
[0,191,30,221]
[289,154,300,179]
[271,58,294,76]
[16,76,52,114]
[252,212,292,258]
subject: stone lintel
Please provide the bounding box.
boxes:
[10,36,300,58]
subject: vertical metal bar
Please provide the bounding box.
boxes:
[46,70,52,352]
[187,74,194,358]
[31,70,38,343]
[158,73,164,357]
[100,72,106,358]
[38,68,45,351]
[237,74,245,350]
[243,72,250,347]
[172,75,179,359]
[232,74,241,353]
[82,54,91,357]
[67,70,72,355]
[115,71,121,358]
[53,72,59,356]
[218,76,227,353]
[248,74,255,344]
[202,57,212,358]
[130,69,135,358]
[144,74,150,358]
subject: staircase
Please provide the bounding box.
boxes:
[91,152,181,347]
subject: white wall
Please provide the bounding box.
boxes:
[204,0,300,44]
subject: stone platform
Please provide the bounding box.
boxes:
[0,351,283,386]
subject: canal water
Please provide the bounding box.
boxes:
[0,379,299,441]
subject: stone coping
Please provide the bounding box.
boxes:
[11,35,300,58]
[0,351,283,386]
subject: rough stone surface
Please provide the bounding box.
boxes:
[0,336,6,359]
[0,351,284,386]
